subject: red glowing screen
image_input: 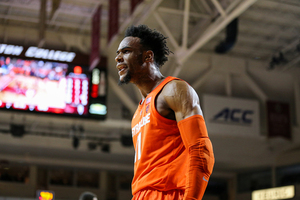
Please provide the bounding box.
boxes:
[0,56,106,119]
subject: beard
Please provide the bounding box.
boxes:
[118,72,131,86]
[118,54,143,86]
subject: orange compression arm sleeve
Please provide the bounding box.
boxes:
[178,115,215,200]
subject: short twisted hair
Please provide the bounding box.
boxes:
[124,25,170,67]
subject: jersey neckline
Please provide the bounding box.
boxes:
[138,76,172,105]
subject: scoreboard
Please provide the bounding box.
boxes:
[0,43,107,119]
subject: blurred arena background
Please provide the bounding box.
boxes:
[0,0,300,199]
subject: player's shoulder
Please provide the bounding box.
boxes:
[163,78,191,93]
[165,78,189,88]
[158,79,190,101]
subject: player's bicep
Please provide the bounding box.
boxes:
[164,80,202,122]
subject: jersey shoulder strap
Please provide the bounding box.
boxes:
[152,76,182,95]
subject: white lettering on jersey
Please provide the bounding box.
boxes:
[132,113,150,136]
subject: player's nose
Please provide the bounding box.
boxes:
[115,53,123,63]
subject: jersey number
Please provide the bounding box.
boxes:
[134,132,141,163]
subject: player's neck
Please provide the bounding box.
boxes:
[135,71,165,99]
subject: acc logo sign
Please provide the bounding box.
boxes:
[212,107,254,124]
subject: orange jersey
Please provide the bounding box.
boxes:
[131,76,188,195]
[132,189,184,200]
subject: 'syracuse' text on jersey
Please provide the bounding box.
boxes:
[131,76,188,195]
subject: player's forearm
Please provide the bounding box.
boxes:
[178,115,215,200]
[183,138,214,200]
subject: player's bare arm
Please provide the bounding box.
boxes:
[158,80,203,122]
[158,79,214,200]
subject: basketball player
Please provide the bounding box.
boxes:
[115,25,215,200]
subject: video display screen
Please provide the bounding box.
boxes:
[0,56,106,119]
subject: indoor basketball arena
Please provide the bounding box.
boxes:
[0,0,300,200]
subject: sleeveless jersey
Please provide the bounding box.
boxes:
[131,76,188,195]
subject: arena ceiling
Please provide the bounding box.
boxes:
[0,0,299,106]
[0,0,299,67]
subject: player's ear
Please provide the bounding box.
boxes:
[144,50,154,63]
